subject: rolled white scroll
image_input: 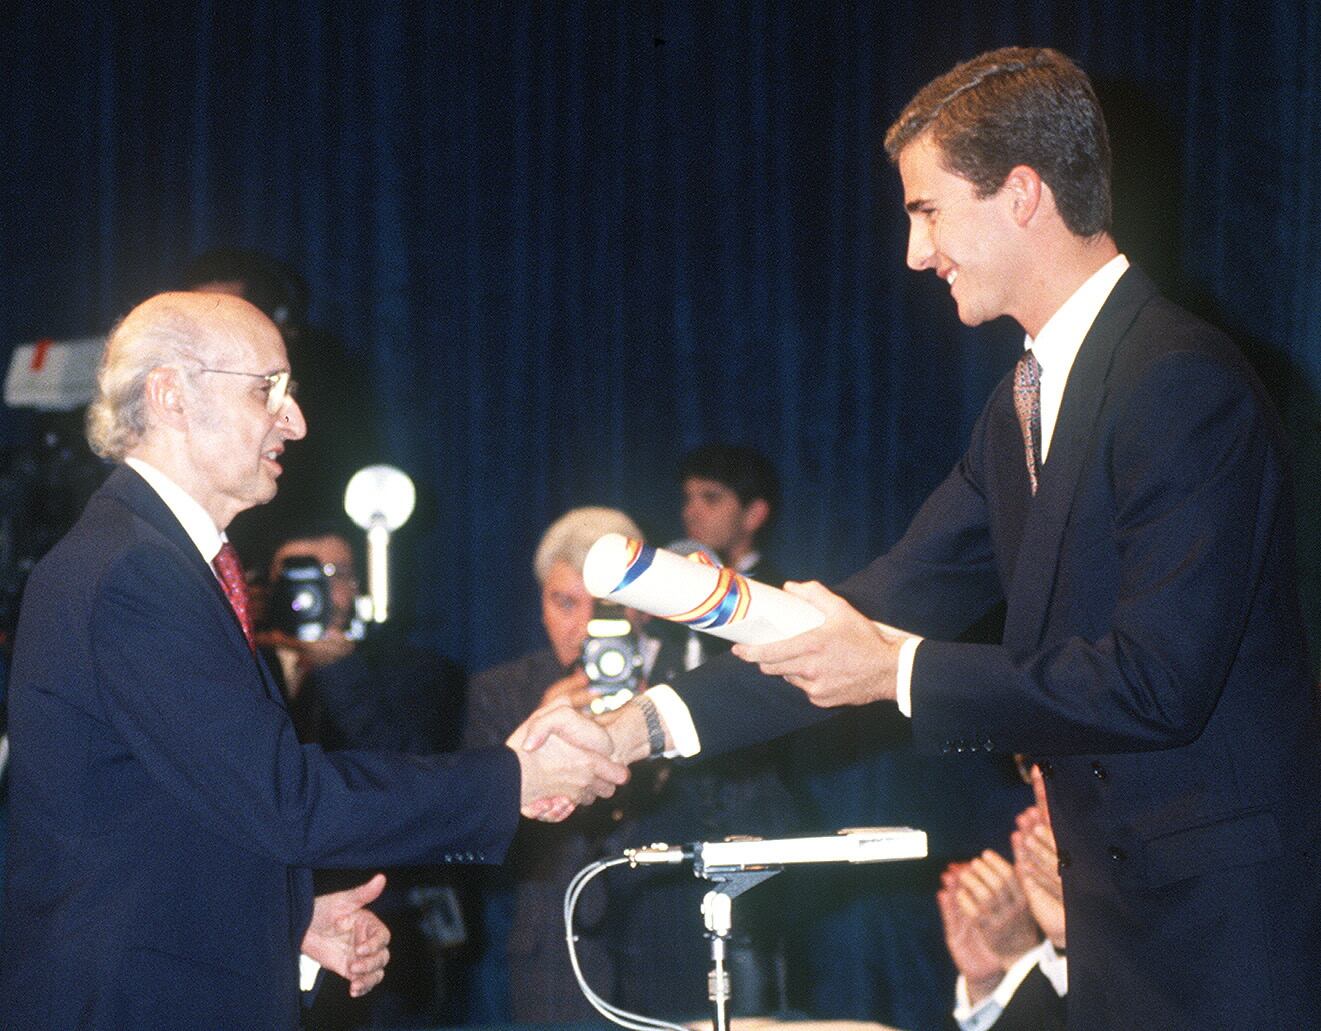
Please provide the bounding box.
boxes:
[582,533,825,645]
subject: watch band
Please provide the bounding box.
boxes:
[636,693,666,759]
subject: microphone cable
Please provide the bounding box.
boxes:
[563,856,692,1031]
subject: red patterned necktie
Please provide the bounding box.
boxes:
[212,541,255,651]
[1014,349,1043,495]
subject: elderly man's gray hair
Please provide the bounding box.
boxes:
[85,299,208,460]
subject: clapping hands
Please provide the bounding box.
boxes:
[1012,766,1065,949]
[938,765,1064,1004]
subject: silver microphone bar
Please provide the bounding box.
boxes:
[625,826,928,875]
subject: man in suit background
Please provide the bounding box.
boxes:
[591,47,1321,1028]
[677,443,782,585]
[1,291,626,1029]
[261,522,472,1026]
[633,443,802,1017]
[463,505,650,1022]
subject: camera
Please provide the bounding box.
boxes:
[267,555,365,642]
[267,556,330,640]
[581,600,643,715]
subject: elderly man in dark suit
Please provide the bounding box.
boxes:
[1,291,626,1029]
[586,48,1321,1029]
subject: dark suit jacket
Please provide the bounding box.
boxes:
[1,466,521,1030]
[673,268,1321,1028]
[975,967,1067,1031]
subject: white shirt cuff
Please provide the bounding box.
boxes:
[299,953,321,992]
[953,973,1005,1031]
[953,941,1051,1031]
[642,684,701,757]
[1038,939,1068,997]
[893,632,922,717]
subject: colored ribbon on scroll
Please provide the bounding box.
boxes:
[582,533,824,646]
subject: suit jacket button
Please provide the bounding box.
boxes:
[1108,845,1127,862]
[942,742,953,754]
[1091,761,1107,780]
[1057,849,1071,872]
[1039,761,1055,779]
[444,853,453,863]
[982,738,993,752]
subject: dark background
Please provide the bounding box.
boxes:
[3,2,1318,675]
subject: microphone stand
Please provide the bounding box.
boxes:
[594,831,926,1031]
[694,853,780,1031]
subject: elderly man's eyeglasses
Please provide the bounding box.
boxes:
[198,368,297,414]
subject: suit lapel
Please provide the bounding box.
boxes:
[1001,267,1157,653]
[103,466,288,709]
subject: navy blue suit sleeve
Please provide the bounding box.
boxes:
[913,350,1284,755]
[994,966,1068,1031]
[673,401,1005,758]
[89,542,520,868]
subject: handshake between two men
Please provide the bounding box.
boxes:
[507,577,914,823]
[506,703,632,822]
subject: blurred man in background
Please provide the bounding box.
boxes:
[260,521,468,1027]
[463,506,653,1022]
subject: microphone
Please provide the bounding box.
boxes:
[625,827,928,874]
[571,828,930,1031]
[664,537,720,563]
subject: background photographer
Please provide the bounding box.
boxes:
[462,506,656,1022]
[259,520,468,1028]
[261,520,465,753]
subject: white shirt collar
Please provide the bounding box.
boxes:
[1025,253,1129,460]
[124,457,226,564]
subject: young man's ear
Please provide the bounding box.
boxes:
[1003,164,1044,227]
[742,497,771,537]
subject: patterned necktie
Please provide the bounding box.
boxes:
[212,541,255,651]
[1014,349,1043,495]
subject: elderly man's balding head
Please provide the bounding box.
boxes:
[88,291,306,528]
[88,292,283,459]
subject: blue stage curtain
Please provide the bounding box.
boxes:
[2,3,1319,1026]
[4,3,1317,671]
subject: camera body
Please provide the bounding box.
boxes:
[581,601,643,714]
[268,555,364,641]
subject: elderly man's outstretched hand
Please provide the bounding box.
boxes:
[509,704,630,822]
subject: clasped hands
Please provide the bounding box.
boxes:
[509,701,630,823]
[302,873,392,998]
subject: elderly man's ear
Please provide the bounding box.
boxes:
[144,366,189,429]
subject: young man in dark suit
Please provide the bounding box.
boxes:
[590,47,1321,1029]
[1,291,626,1029]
